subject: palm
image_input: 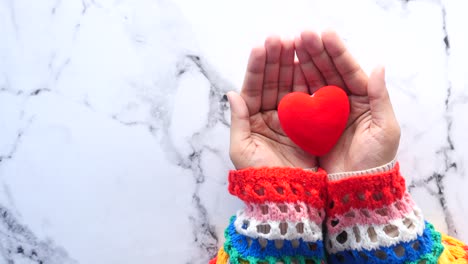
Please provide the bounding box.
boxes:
[319,98,375,172]
[246,111,315,168]
[228,37,317,169]
[294,31,400,173]
[229,31,399,171]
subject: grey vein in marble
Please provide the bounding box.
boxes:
[165,54,232,260]
[0,205,75,264]
[407,0,458,237]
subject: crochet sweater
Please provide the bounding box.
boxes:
[210,162,468,264]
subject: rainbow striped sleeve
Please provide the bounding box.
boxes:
[325,163,468,264]
[211,167,328,264]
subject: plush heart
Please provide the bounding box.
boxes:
[278,86,350,156]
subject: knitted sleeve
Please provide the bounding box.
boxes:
[325,162,468,264]
[210,167,328,264]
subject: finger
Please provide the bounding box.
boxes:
[240,46,266,115]
[261,36,282,111]
[277,38,295,104]
[368,66,396,126]
[227,91,252,147]
[294,36,326,93]
[322,30,368,96]
[293,61,308,93]
[301,31,346,88]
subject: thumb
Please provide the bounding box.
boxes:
[368,66,396,126]
[227,91,251,147]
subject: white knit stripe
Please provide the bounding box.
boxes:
[328,158,397,181]
[234,210,323,242]
[326,207,425,253]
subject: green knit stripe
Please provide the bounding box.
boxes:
[407,222,444,264]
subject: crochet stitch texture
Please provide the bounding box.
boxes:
[228,167,327,206]
[211,164,468,264]
[225,167,327,264]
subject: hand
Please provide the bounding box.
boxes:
[295,30,400,173]
[227,36,317,170]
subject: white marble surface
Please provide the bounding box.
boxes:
[0,0,467,263]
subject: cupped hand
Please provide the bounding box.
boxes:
[227,36,317,170]
[295,30,401,173]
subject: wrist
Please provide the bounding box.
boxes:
[326,162,406,216]
[229,167,327,204]
[325,163,428,261]
[327,158,397,181]
[226,167,328,262]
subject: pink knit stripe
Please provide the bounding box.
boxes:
[327,192,417,234]
[242,201,324,224]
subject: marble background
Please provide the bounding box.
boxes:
[0,0,467,263]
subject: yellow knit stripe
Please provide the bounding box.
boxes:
[215,247,250,264]
[215,248,230,264]
[438,234,468,264]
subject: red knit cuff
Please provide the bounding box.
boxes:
[326,163,406,217]
[228,167,327,208]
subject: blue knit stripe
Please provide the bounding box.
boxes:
[328,222,438,264]
[225,216,325,260]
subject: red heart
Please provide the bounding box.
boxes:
[278,86,350,156]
